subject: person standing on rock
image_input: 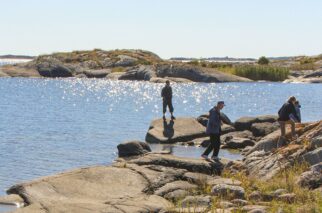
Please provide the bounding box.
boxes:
[278,96,300,139]
[161,80,175,120]
[201,101,225,161]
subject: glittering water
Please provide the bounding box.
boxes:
[0,78,322,195]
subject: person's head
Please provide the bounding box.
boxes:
[287,96,296,104]
[166,80,170,86]
[216,101,225,110]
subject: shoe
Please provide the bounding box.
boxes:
[211,156,220,161]
[171,116,176,120]
[201,155,209,160]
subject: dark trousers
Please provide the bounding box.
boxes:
[163,99,174,113]
[202,133,221,157]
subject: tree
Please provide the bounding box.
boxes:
[258,56,270,65]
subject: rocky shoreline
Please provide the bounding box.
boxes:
[1,114,321,212]
[1,49,322,83]
[0,50,251,83]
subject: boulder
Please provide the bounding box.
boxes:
[222,130,254,143]
[302,148,322,165]
[180,195,211,208]
[311,136,322,148]
[222,137,256,149]
[117,141,151,157]
[154,181,197,197]
[115,55,138,67]
[234,115,277,131]
[251,122,279,137]
[36,57,73,77]
[211,184,245,199]
[277,193,296,203]
[234,117,258,131]
[249,191,262,201]
[241,205,268,212]
[219,201,235,208]
[164,189,188,201]
[145,117,206,144]
[119,65,156,81]
[296,163,322,189]
[84,69,111,78]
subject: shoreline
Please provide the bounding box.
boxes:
[1,114,321,212]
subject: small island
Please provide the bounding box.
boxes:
[1,49,322,83]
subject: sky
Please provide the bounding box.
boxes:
[1,0,322,59]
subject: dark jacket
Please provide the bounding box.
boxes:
[206,107,221,135]
[278,102,300,122]
[161,85,172,100]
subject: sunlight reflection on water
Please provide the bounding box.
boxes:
[0,78,321,195]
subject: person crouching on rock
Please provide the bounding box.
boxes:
[161,80,175,120]
[201,101,225,161]
[278,96,300,139]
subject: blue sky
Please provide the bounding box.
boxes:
[1,0,322,58]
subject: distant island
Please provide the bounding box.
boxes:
[0,55,34,60]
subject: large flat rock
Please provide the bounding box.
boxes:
[7,166,172,213]
[145,117,206,143]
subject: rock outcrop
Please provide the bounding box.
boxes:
[5,152,229,213]
[242,121,322,180]
[0,49,254,83]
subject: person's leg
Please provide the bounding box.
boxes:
[162,100,167,119]
[289,120,296,137]
[169,100,175,119]
[202,134,215,157]
[279,121,286,137]
[211,134,221,158]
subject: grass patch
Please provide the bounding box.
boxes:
[221,162,322,212]
[233,65,289,81]
[111,67,126,73]
[290,63,318,71]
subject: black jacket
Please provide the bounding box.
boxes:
[278,102,300,121]
[161,86,172,100]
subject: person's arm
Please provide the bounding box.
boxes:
[161,87,164,98]
[290,105,300,122]
[169,87,173,98]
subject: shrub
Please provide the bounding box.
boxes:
[300,57,315,65]
[187,60,200,66]
[258,56,270,65]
